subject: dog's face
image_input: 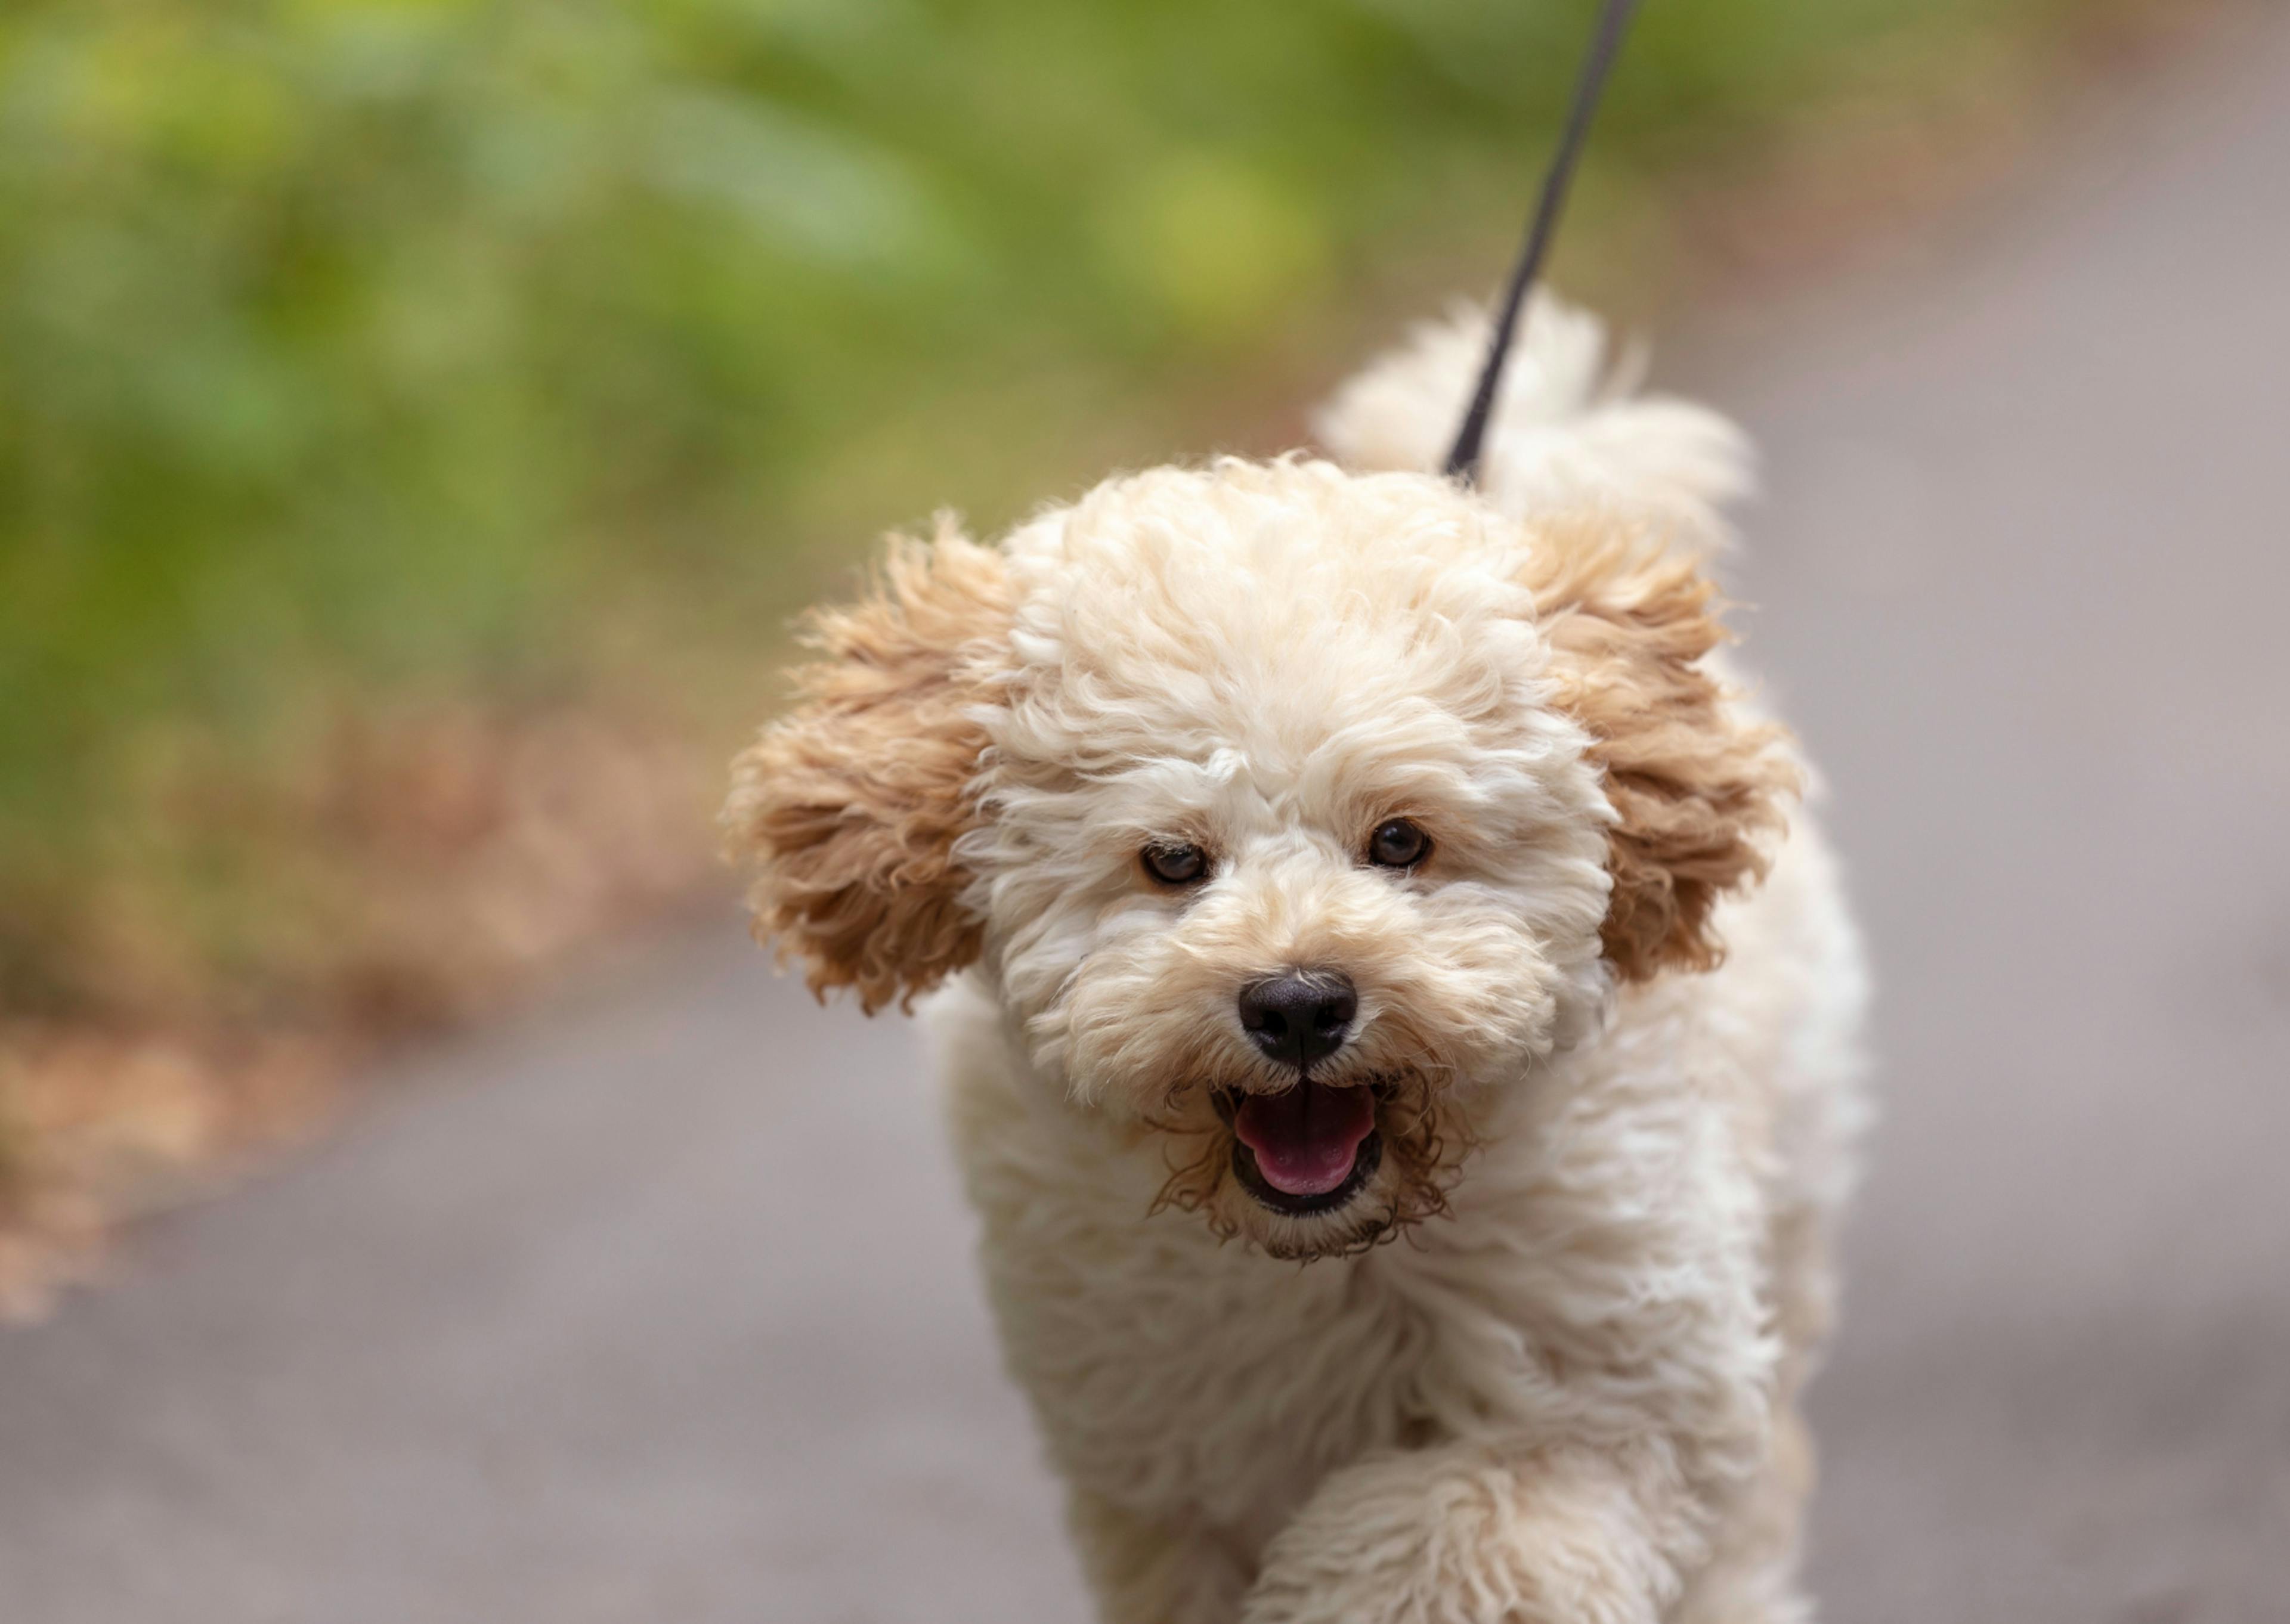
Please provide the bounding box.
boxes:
[728,459,1791,1258]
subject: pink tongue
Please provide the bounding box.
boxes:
[1234,1081,1377,1197]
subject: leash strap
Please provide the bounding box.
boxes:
[1443,0,1644,484]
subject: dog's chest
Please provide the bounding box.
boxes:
[1009,1208,1432,1536]
[949,1109,1439,1539]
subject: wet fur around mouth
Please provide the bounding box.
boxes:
[1149,1075,1468,1257]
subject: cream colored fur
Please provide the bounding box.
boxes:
[729,296,1867,1623]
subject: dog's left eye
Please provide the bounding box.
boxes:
[1366,818,1431,869]
[1141,842,1209,885]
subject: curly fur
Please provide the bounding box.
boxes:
[723,516,1011,1012]
[729,295,1867,1624]
[1521,519,1800,979]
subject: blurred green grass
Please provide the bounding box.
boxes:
[0,0,2129,1030]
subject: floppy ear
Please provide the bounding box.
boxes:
[1522,521,1799,982]
[723,519,1014,1013]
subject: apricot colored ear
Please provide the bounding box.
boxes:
[722,520,1013,1012]
[1524,522,1799,980]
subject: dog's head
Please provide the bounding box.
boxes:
[727,458,1793,1258]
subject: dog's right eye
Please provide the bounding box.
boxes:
[1141,842,1209,886]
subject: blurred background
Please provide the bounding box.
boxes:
[2,0,2284,1619]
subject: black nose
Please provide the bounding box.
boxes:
[1237,972,1357,1070]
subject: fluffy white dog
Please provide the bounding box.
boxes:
[728,296,1867,1624]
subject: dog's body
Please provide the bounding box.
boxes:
[730,299,1867,1624]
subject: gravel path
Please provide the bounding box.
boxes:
[4,18,2286,1622]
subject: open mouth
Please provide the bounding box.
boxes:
[1220,1078,1381,1217]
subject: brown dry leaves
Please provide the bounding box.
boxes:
[0,703,719,1318]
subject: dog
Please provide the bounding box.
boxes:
[726,295,1867,1624]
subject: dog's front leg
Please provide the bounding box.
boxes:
[1239,1440,1705,1624]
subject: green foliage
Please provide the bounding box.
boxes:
[0,0,2079,1016]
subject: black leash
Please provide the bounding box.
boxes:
[1443,0,1643,484]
